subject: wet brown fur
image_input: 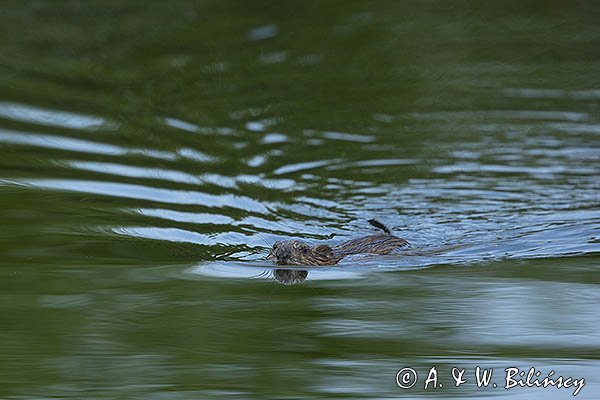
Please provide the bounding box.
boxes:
[267,220,409,266]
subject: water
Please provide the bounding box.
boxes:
[1,1,599,399]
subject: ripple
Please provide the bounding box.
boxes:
[245,121,266,132]
[188,261,365,282]
[247,24,278,41]
[247,154,267,167]
[260,133,288,144]
[503,87,600,100]
[235,215,345,236]
[163,117,200,133]
[67,161,202,184]
[113,226,251,246]
[0,129,128,156]
[273,159,341,175]
[0,101,118,130]
[176,147,215,163]
[304,129,376,143]
[327,158,417,171]
[0,179,271,213]
[411,110,589,122]
[132,208,234,225]
[433,162,598,176]
[546,123,600,134]
[0,129,178,160]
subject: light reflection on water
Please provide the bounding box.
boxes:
[0,1,599,398]
[0,101,118,130]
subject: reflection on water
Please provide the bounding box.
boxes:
[0,101,117,130]
[273,269,309,285]
[0,0,599,398]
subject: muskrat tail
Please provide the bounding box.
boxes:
[368,219,391,234]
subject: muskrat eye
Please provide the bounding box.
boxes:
[301,247,309,254]
[273,242,279,249]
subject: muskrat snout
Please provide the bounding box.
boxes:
[266,241,293,265]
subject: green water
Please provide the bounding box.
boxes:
[1,1,599,398]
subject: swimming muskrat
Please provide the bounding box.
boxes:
[267,219,409,266]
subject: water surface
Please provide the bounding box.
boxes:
[0,1,599,399]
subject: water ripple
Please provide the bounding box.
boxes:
[1,179,271,213]
[411,110,589,122]
[0,101,118,130]
[273,159,341,175]
[133,208,235,225]
[68,161,203,185]
[0,129,196,161]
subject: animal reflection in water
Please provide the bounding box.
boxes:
[268,220,409,285]
[272,269,309,285]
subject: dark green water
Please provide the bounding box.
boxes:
[1,1,599,399]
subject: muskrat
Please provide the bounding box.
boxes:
[267,219,409,266]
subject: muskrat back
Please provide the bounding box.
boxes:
[333,233,408,257]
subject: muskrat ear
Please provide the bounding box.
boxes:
[314,245,333,258]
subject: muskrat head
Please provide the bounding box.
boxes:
[267,240,339,266]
